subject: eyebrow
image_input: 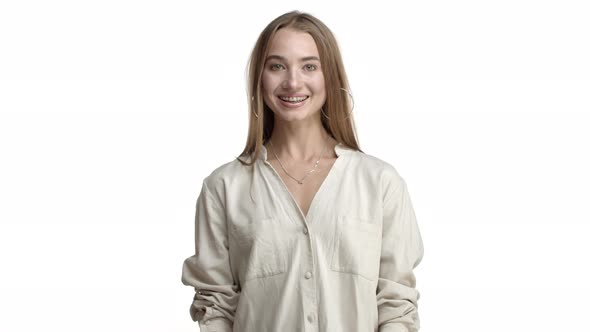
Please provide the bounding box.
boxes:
[265,55,321,62]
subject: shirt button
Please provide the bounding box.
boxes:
[205,320,210,325]
[303,228,308,235]
[307,313,315,323]
[304,271,312,279]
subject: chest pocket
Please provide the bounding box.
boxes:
[330,215,382,281]
[230,216,286,282]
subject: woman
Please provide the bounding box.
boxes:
[181,10,424,332]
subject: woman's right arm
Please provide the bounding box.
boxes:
[181,178,239,332]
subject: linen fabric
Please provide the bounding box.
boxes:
[181,142,424,332]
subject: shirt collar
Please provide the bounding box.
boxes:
[260,141,352,161]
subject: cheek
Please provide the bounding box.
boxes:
[310,76,326,95]
[261,73,278,94]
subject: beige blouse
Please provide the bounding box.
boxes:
[181,142,424,332]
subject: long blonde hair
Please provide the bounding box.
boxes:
[237,10,362,165]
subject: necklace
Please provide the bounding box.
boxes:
[269,137,329,185]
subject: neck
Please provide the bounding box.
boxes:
[267,120,335,162]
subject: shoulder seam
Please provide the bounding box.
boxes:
[383,175,406,207]
[202,178,224,212]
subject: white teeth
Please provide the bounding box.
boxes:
[279,96,308,102]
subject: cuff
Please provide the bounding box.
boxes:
[379,323,416,332]
[198,317,232,332]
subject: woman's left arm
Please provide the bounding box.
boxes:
[377,175,425,332]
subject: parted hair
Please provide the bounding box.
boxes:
[237,10,362,165]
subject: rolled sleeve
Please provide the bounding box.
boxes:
[377,175,424,332]
[181,178,239,332]
[197,315,232,332]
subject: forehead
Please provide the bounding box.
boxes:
[267,28,319,58]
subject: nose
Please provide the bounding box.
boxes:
[282,68,302,90]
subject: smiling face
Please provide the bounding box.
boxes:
[261,28,326,122]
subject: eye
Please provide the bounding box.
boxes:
[304,64,317,71]
[270,63,284,71]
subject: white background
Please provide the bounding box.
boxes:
[1,1,589,331]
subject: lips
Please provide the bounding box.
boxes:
[277,95,309,109]
[278,95,309,103]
